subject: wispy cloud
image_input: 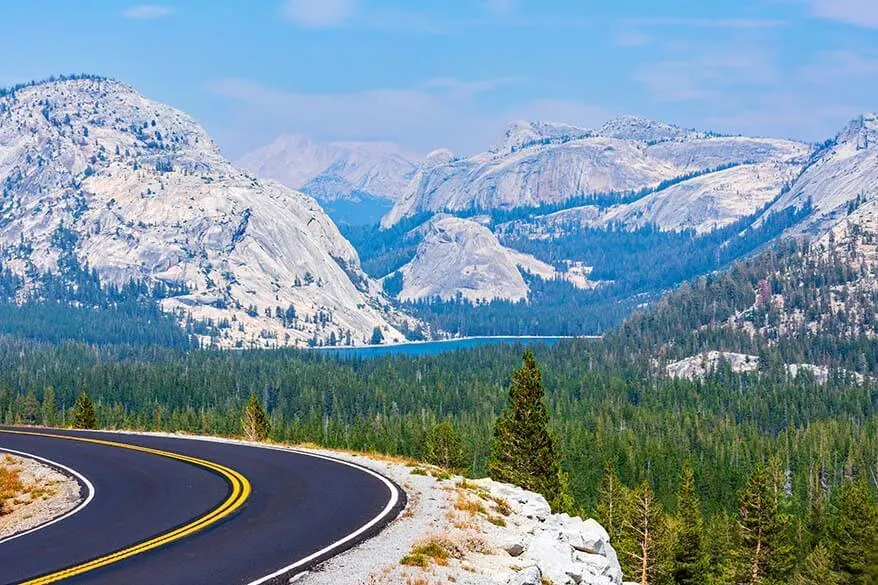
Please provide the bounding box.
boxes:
[122,4,173,19]
[485,0,515,14]
[420,76,527,99]
[800,50,878,85]
[802,0,878,28]
[634,48,779,103]
[623,17,788,29]
[207,78,610,156]
[280,0,357,28]
[615,30,651,47]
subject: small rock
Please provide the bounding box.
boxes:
[569,518,609,555]
[574,551,610,574]
[500,536,526,557]
[507,565,542,585]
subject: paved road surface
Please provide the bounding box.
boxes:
[0,427,404,585]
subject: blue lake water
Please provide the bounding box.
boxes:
[311,336,577,359]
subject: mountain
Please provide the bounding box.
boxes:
[382,117,809,228]
[237,134,419,202]
[0,76,414,348]
[386,215,597,303]
[504,160,801,236]
[757,113,878,237]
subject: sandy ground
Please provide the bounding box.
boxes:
[0,452,83,540]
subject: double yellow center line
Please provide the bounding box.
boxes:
[0,429,251,584]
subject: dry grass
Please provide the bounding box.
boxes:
[0,458,25,515]
[294,442,420,466]
[0,455,59,515]
[453,491,486,516]
[401,534,467,569]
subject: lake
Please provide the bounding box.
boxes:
[310,336,583,359]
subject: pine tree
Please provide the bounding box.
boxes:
[488,350,565,511]
[672,464,706,585]
[621,481,668,585]
[829,478,878,585]
[735,463,794,584]
[792,544,842,585]
[423,420,466,470]
[596,460,630,543]
[42,386,56,427]
[242,394,270,442]
[72,391,96,430]
[805,467,828,550]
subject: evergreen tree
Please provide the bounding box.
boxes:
[735,463,794,584]
[621,481,669,585]
[829,478,878,585]
[792,544,842,585]
[672,464,706,585]
[596,460,630,543]
[242,394,270,442]
[41,386,56,426]
[423,420,466,471]
[805,467,828,550]
[17,391,39,425]
[488,350,565,511]
[72,391,96,430]
[369,327,384,345]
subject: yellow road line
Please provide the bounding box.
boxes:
[0,429,251,584]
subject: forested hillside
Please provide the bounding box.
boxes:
[345,202,811,336]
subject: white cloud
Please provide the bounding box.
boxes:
[206,78,610,157]
[280,0,357,28]
[804,0,878,28]
[122,4,173,19]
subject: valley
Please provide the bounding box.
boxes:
[0,72,876,585]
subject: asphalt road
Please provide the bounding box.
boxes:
[0,427,404,585]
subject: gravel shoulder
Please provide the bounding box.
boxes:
[0,452,84,540]
[293,447,622,585]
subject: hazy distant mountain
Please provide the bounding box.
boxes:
[238,134,420,202]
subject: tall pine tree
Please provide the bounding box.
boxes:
[735,463,794,584]
[672,464,706,585]
[596,460,630,544]
[621,481,669,585]
[488,350,566,511]
[829,478,878,585]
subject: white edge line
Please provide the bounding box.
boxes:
[69,429,402,585]
[0,447,96,545]
[244,444,400,585]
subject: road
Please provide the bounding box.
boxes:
[0,427,404,585]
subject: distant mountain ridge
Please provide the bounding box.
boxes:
[382,116,809,228]
[237,134,420,202]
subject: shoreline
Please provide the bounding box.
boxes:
[308,334,602,351]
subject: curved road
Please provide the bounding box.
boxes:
[0,427,405,585]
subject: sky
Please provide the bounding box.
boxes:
[1,0,876,158]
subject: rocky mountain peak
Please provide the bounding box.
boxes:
[596,115,698,143]
[492,120,592,154]
[0,76,414,347]
[835,113,878,149]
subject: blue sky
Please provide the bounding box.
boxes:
[1,0,876,156]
